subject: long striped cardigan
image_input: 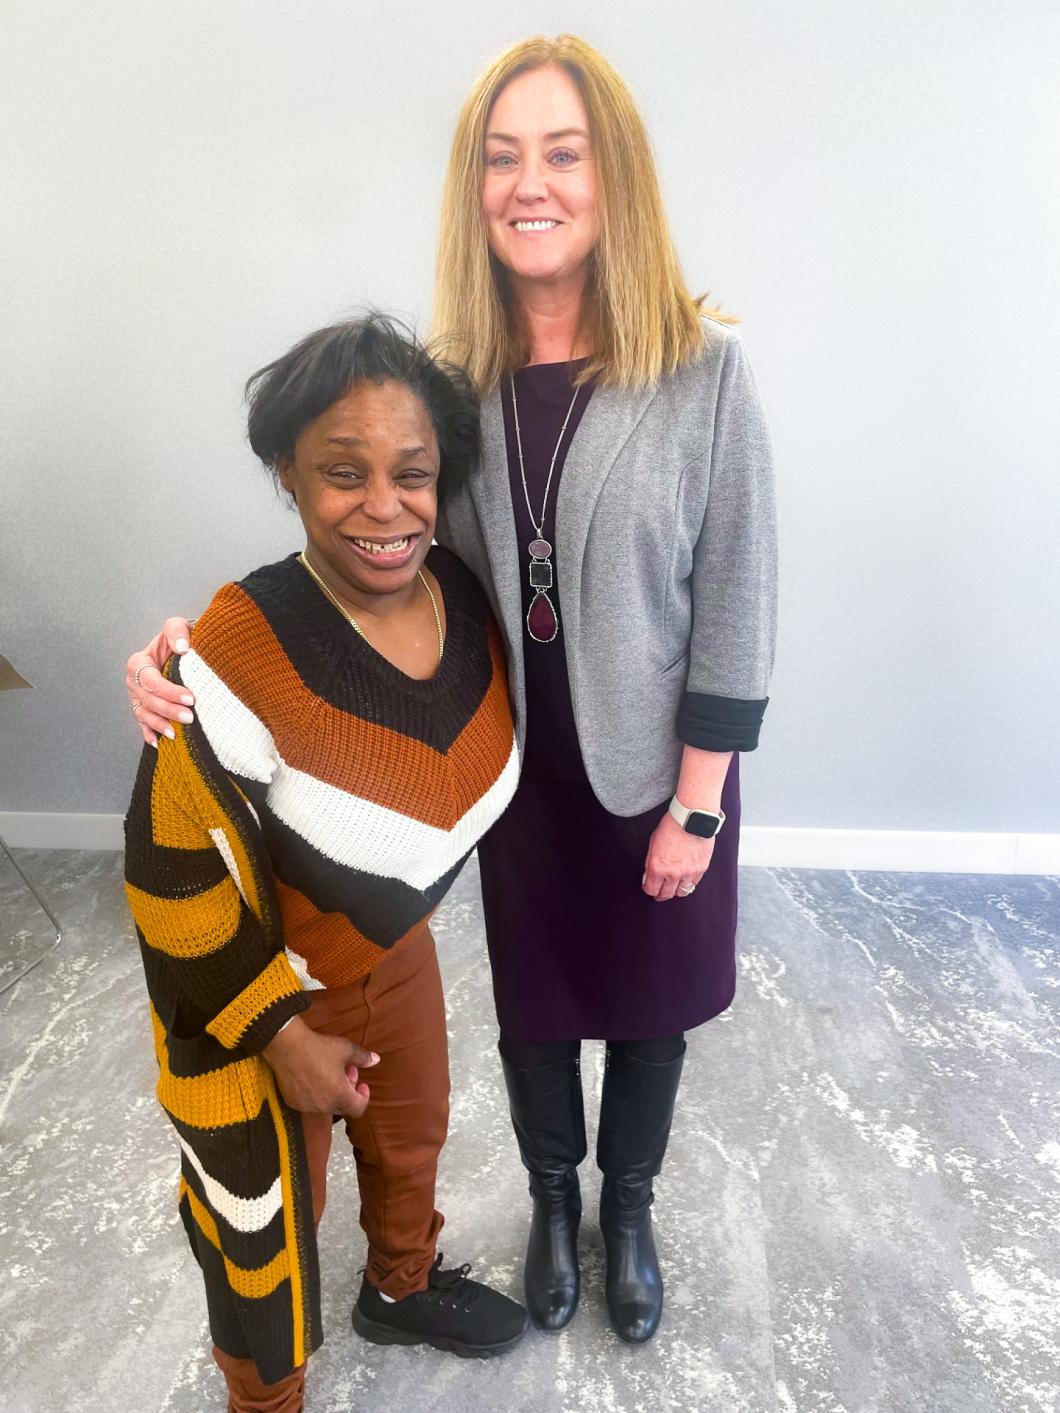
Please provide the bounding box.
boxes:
[124,547,518,1382]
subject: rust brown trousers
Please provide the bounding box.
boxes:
[214,923,450,1412]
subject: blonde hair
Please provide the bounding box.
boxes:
[433,35,736,392]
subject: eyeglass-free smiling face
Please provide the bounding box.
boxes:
[482,64,601,290]
[278,379,440,611]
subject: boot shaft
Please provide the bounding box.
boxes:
[500,1052,588,1177]
[596,1044,686,1196]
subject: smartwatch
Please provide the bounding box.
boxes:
[668,796,726,840]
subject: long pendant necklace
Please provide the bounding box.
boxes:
[297,551,444,668]
[510,374,581,644]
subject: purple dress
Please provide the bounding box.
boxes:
[475,361,742,1043]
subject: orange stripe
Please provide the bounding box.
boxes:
[448,621,516,815]
[276,878,406,988]
[195,585,514,829]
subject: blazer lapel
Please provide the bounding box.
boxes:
[555,381,658,649]
[470,388,524,651]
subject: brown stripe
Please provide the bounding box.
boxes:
[195,586,514,830]
[180,1179,291,1299]
[151,1004,269,1128]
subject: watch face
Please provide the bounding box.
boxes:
[685,811,721,839]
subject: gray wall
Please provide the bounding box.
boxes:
[2,1,1059,831]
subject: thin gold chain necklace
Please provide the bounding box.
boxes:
[297,551,444,667]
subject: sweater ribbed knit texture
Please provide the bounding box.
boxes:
[124,546,517,1382]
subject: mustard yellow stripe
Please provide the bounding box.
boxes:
[181,1178,290,1300]
[206,952,302,1050]
[265,1069,306,1366]
[149,735,212,851]
[126,877,242,959]
[150,1004,269,1128]
[171,723,269,925]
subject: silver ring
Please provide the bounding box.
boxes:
[678,884,696,895]
[132,700,143,716]
[133,663,152,689]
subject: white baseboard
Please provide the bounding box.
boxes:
[1,812,1058,875]
[738,827,1060,874]
[0,812,125,851]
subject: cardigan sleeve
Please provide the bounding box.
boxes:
[124,732,308,1056]
[676,330,778,753]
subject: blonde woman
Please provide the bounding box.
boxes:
[126,35,776,1347]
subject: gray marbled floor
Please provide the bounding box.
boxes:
[1,850,1057,1413]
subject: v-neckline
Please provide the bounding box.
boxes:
[297,548,458,689]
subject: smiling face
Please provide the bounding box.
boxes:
[482,64,601,291]
[278,379,440,606]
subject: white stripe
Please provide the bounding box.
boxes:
[209,827,247,904]
[179,1136,283,1233]
[180,651,278,784]
[268,740,520,891]
[184,649,520,892]
[285,945,326,990]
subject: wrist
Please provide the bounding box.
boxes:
[264,1013,309,1061]
[674,791,723,813]
[668,795,726,839]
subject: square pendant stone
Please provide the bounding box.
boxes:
[529,559,553,589]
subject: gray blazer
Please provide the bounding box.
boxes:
[435,318,777,817]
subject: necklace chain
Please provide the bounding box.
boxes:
[510,375,581,536]
[297,551,444,668]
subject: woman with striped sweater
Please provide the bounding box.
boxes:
[124,316,528,1410]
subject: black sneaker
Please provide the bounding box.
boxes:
[352,1253,530,1358]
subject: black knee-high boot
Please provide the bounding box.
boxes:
[500,1052,587,1330]
[597,1042,686,1343]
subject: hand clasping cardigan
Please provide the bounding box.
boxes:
[124,546,518,1383]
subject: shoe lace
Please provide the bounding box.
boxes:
[426,1253,480,1310]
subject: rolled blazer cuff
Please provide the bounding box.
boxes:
[676,692,769,753]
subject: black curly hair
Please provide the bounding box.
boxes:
[245,313,480,504]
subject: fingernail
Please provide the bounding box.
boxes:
[174,638,190,653]
[370,1052,380,1064]
[163,726,175,739]
[177,710,194,724]
[180,695,195,706]
[148,737,158,749]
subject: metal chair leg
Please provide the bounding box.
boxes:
[0,833,63,996]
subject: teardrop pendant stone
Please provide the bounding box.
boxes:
[529,538,551,559]
[528,592,558,642]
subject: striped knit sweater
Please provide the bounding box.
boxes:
[124,546,518,1381]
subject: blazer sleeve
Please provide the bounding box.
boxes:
[124,734,309,1055]
[676,331,778,753]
